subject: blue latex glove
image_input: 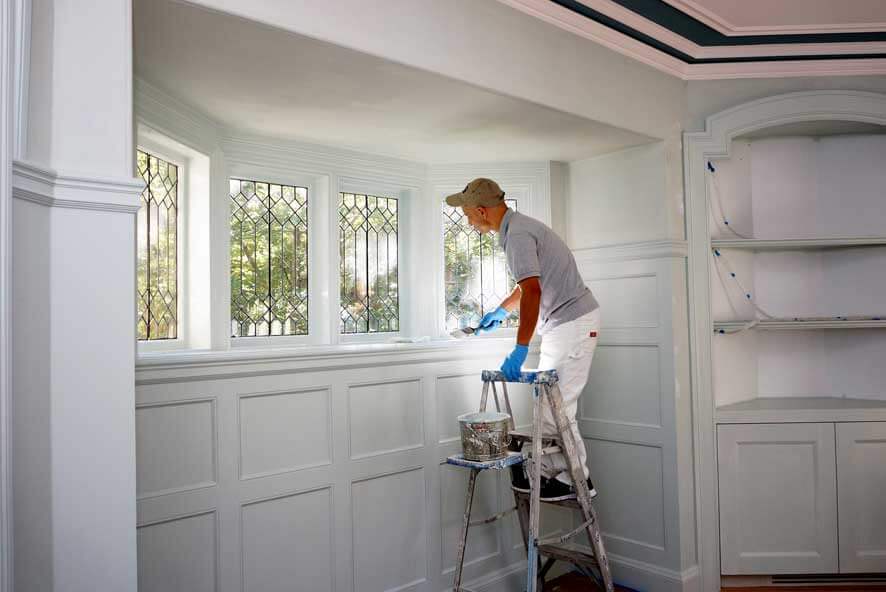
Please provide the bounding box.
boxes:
[501,344,529,381]
[476,306,508,334]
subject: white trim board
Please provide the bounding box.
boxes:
[0,2,17,590]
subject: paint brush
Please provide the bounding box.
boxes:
[449,326,477,339]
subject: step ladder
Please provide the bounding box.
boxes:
[445,369,614,592]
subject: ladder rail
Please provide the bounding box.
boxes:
[543,382,614,592]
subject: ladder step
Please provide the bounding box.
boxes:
[512,490,583,510]
[537,543,599,571]
[510,429,561,443]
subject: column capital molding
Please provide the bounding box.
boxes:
[12,160,143,213]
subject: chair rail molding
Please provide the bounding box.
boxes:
[683,89,886,592]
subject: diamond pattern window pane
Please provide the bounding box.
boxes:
[339,193,399,334]
[443,199,518,331]
[230,178,309,337]
[136,149,178,341]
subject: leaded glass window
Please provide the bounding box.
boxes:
[230,179,309,337]
[136,149,179,341]
[443,199,518,331]
[339,193,399,334]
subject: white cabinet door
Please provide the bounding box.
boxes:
[837,422,886,573]
[718,423,837,574]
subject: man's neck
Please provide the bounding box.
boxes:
[491,206,511,232]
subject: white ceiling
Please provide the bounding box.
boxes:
[133,0,652,164]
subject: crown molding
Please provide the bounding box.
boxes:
[12,160,143,213]
[662,0,886,37]
[497,0,886,80]
[685,57,886,80]
[221,135,427,187]
[497,0,688,77]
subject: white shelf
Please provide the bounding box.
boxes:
[716,396,886,424]
[711,237,886,251]
[714,318,886,332]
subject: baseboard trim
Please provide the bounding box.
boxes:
[464,561,526,592]
[608,551,700,592]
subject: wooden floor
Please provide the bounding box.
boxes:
[546,572,886,592]
[545,572,631,591]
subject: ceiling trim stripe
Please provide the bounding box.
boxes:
[498,0,886,79]
[600,0,886,45]
[551,0,886,62]
[661,0,886,37]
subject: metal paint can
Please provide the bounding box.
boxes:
[457,411,512,461]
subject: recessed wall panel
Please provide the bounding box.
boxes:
[349,379,423,459]
[587,275,658,328]
[352,469,427,592]
[137,512,217,592]
[137,399,216,498]
[585,438,665,550]
[239,388,331,479]
[581,345,662,427]
[242,488,333,592]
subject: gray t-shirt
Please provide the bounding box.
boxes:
[499,209,599,335]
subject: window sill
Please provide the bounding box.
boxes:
[135,334,537,380]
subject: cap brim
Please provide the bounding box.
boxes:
[445,193,468,207]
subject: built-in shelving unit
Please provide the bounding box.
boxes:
[686,92,886,580]
[706,125,886,412]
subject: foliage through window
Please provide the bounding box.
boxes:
[443,199,518,331]
[137,149,179,341]
[230,179,309,337]
[339,193,399,334]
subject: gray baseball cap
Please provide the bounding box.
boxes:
[445,178,505,208]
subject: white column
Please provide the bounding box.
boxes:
[12,1,141,591]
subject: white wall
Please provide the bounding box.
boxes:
[567,142,681,247]
[183,0,686,142]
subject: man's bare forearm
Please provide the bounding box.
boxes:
[499,286,522,312]
[516,278,540,346]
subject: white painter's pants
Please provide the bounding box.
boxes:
[536,308,600,483]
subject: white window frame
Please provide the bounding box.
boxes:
[226,164,326,349]
[135,140,187,353]
[335,177,414,345]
